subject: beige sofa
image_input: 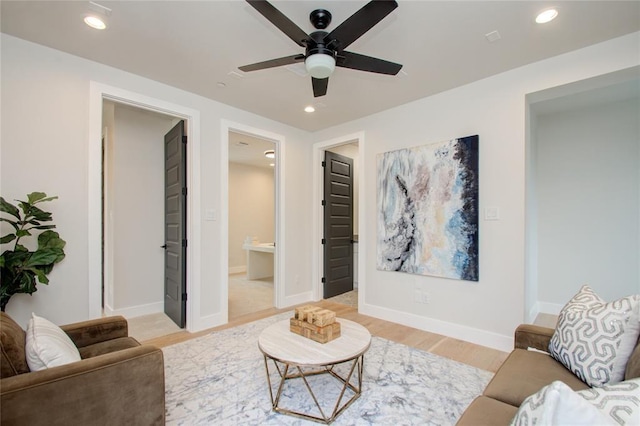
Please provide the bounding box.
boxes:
[457,324,640,425]
[0,312,165,425]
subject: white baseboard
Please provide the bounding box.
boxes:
[359,302,513,353]
[281,291,314,308]
[190,312,227,333]
[229,265,247,274]
[108,301,164,319]
[527,302,541,324]
[102,302,115,317]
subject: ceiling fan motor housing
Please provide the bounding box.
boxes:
[306,31,336,57]
[305,31,337,79]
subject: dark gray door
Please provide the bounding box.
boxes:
[323,151,354,298]
[164,121,187,328]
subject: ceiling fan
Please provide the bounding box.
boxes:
[239,0,403,97]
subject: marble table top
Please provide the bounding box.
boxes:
[258,318,371,366]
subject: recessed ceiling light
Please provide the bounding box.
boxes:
[84,15,106,30]
[264,150,275,159]
[304,106,315,113]
[536,8,558,24]
[269,163,275,167]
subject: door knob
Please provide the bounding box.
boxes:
[161,244,167,249]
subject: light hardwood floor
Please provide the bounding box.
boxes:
[144,300,510,373]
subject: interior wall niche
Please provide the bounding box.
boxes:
[525,67,640,321]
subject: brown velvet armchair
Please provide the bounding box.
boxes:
[0,312,165,425]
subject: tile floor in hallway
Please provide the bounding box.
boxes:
[228,273,274,320]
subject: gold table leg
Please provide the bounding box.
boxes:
[262,354,365,424]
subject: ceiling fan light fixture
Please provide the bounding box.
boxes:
[305,53,335,79]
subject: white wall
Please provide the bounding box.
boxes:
[327,142,359,236]
[106,104,176,315]
[312,33,640,351]
[536,98,639,308]
[228,162,275,272]
[1,34,313,328]
[2,30,638,349]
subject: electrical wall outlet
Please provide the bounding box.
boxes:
[414,287,430,304]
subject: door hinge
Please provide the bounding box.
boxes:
[321,277,326,283]
[182,135,188,144]
[321,200,326,206]
[182,239,188,247]
[182,187,187,196]
[321,238,326,245]
[181,293,188,301]
[321,161,326,167]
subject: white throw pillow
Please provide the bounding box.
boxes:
[510,381,614,426]
[548,286,640,387]
[25,313,81,371]
[576,378,640,425]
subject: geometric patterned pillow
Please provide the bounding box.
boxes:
[510,380,614,426]
[548,286,640,387]
[576,378,640,425]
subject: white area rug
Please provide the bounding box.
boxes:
[163,313,492,425]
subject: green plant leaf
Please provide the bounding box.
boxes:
[17,201,30,216]
[1,249,29,265]
[38,230,66,250]
[25,248,61,266]
[16,272,37,294]
[0,197,20,219]
[27,192,48,204]
[1,192,64,311]
[15,229,31,238]
[24,267,50,284]
[25,205,53,222]
[40,263,54,275]
[34,196,58,204]
[33,225,56,230]
[0,234,16,244]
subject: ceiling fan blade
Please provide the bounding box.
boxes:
[325,0,398,51]
[239,54,304,72]
[312,77,329,97]
[337,51,402,75]
[246,0,309,47]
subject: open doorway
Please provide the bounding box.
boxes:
[227,131,276,319]
[101,100,184,341]
[525,67,640,323]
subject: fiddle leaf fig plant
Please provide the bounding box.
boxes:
[0,192,66,311]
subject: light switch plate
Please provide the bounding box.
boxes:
[205,208,217,221]
[484,207,500,221]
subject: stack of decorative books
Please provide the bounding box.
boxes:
[290,305,341,344]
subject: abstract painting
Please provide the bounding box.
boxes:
[376,135,479,281]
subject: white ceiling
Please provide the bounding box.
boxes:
[2,1,639,132]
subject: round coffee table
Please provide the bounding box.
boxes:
[258,318,371,424]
